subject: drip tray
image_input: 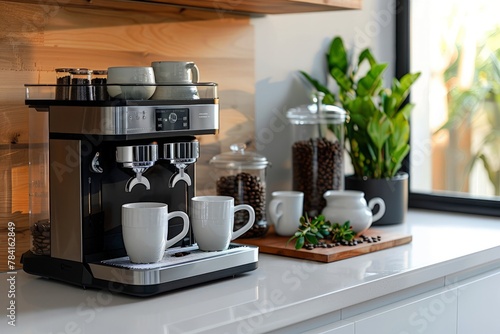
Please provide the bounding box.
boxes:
[88,244,258,286]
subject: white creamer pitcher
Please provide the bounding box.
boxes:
[321,190,386,235]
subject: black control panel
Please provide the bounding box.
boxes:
[155,108,189,131]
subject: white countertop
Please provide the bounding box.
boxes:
[2,209,500,333]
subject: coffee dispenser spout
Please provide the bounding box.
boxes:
[169,163,191,187]
[161,140,199,188]
[125,168,151,192]
[116,144,158,192]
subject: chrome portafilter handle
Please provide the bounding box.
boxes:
[162,141,200,187]
[116,144,158,192]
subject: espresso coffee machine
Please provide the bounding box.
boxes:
[22,82,258,296]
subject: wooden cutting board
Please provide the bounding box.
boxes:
[237,227,412,263]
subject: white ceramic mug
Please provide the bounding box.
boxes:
[268,191,304,236]
[122,202,189,263]
[151,61,199,100]
[190,196,255,251]
[107,66,156,100]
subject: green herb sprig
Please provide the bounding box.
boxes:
[287,215,330,249]
[330,221,355,243]
[287,215,355,250]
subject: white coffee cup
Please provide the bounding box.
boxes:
[268,191,304,236]
[151,61,199,83]
[107,66,156,100]
[122,202,189,263]
[190,196,255,251]
[151,61,200,100]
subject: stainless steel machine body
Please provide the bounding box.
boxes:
[22,90,258,296]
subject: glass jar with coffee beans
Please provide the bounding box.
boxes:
[209,144,270,238]
[287,93,346,217]
[91,69,109,101]
[70,68,93,101]
[55,68,72,100]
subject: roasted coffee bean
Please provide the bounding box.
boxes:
[174,252,191,257]
[216,172,267,238]
[292,138,343,216]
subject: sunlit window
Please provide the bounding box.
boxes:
[405,0,500,214]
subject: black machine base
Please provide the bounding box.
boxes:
[21,249,258,297]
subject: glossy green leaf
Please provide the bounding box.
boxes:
[389,144,410,176]
[367,113,392,150]
[389,112,410,151]
[327,37,348,73]
[390,72,421,113]
[299,71,332,96]
[305,234,318,244]
[295,236,305,250]
[356,63,388,97]
[331,67,353,92]
[358,48,377,67]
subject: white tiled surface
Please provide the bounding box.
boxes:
[1,209,500,333]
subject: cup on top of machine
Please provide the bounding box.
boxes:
[107,66,156,100]
[190,196,254,251]
[150,61,200,100]
[121,202,189,263]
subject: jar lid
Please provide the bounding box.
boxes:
[287,95,346,125]
[209,143,269,170]
[69,68,93,75]
[55,68,75,73]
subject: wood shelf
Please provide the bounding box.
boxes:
[142,0,362,15]
[7,0,361,16]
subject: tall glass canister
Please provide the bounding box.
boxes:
[29,107,50,255]
[287,94,346,217]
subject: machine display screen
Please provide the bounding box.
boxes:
[155,108,189,131]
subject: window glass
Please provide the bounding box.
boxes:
[409,0,500,208]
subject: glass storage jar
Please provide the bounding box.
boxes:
[55,68,72,100]
[287,93,346,217]
[29,107,50,255]
[91,69,109,101]
[209,144,270,238]
[70,68,93,101]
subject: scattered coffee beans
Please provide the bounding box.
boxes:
[303,235,382,251]
[292,138,343,216]
[216,172,268,238]
[30,219,50,255]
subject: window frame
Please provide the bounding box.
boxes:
[395,0,500,217]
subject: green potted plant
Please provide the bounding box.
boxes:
[300,36,420,225]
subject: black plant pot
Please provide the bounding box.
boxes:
[344,172,408,226]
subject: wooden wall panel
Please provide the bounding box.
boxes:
[0,2,254,271]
